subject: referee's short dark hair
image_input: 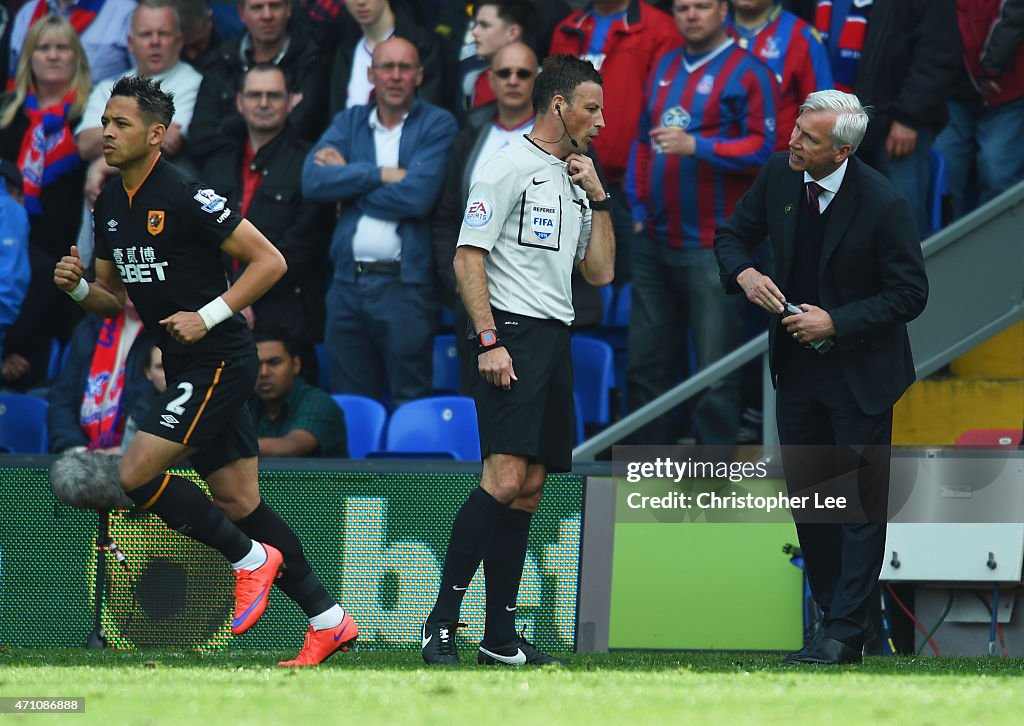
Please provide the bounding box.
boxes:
[110,75,175,128]
[532,54,602,115]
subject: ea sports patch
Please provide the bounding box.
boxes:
[147,210,165,236]
[464,196,492,228]
[661,106,691,130]
[193,188,227,213]
[531,204,557,240]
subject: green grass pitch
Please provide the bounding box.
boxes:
[2,648,1024,725]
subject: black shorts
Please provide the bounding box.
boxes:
[472,310,574,473]
[138,351,259,477]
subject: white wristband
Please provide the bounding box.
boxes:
[197,296,233,330]
[67,278,90,301]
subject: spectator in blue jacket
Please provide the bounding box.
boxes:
[302,37,456,407]
[0,159,29,364]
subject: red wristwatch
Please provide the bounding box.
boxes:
[477,328,501,354]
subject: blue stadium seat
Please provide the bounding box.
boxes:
[598,284,615,326]
[315,343,331,390]
[572,337,615,426]
[929,148,948,234]
[439,305,456,330]
[611,281,631,327]
[573,392,585,445]
[0,393,49,454]
[46,338,63,380]
[331,394,387,459]
[383,396,480,460]
[432,334,460,394]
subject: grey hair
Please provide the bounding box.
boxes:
[799,90,869,152]
[133,0,184,35]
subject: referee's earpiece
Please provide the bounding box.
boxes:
[555,103,578,149]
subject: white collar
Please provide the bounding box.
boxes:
[804,159,848,195]
[130,62,182,83]
[682,38,735,74]
[239,33,290,68]
[368,107,408,131]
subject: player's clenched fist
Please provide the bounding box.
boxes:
[160,311,209,345]
[53,245,85,293]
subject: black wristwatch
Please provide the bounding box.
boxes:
[477,328,502,354]
[589,192,612,212]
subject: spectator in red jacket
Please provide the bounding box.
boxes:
[549,0,680,283]
[936,0,1024,220]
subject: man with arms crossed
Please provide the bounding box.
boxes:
[53,76,357,667]
[422,54,615,666]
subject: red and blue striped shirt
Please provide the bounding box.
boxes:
[726,6,833,151]
[629,40,778,249]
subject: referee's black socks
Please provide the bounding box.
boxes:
[429,486,508,623]
[127,474,251,563]
[234,501,336,617]
[483,507,532,646]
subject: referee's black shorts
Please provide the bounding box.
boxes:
[138,351,259,477]
[472,310,574,473]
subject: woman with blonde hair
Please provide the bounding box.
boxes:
[0,14,91,391]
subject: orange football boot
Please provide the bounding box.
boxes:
[278,612,359,666]
[231,544,283,635]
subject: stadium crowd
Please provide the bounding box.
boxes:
[0,0,1018,454]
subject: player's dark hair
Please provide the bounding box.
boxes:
[238,62,292,94]
[478,0,536,38]
[110,75,175,127]
[253,326,298,357]
[532,54,601,115]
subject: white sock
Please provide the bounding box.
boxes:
[231,541,268,571]
[309,604,345,631]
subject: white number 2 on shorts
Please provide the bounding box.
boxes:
[165,382,194,415]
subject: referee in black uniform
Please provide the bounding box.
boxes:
[422,55,615,666]
[53,77,356,667]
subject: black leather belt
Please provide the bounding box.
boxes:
[354,260,400,275]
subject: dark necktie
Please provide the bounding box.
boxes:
[806,181,825,216]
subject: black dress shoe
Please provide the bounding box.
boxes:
[784,637,862,665]
[783,623,825,663]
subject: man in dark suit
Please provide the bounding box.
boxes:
[714,90,928,665]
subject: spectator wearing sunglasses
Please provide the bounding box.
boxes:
[455,0,535,119]
[432,42,539,391]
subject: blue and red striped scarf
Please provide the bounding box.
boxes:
[79,313,141,450]
[813,0,873,93]
[16,89,81,215]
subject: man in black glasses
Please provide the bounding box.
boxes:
[200,64,335,383]
[456,0,535,117]
[433,42,540,391]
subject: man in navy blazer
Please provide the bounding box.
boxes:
[714,90,928,665]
